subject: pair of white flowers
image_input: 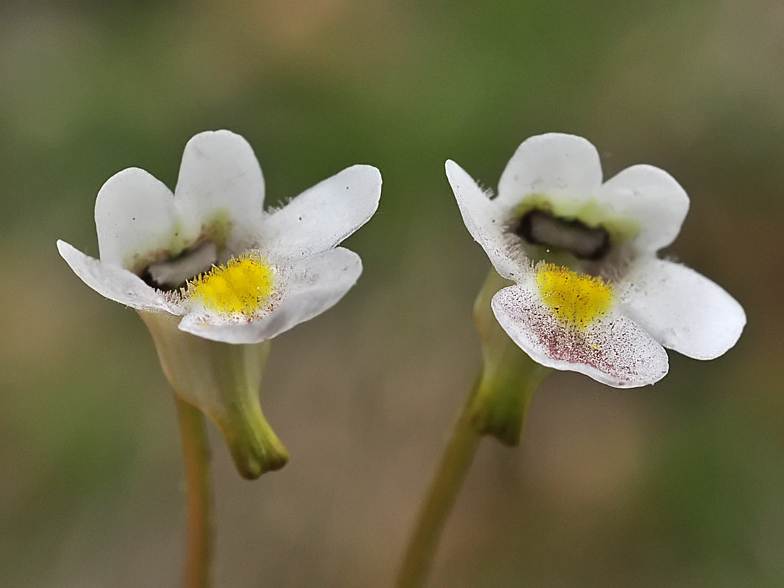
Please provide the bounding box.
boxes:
[59,130,745,389]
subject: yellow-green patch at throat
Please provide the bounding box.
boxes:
[187,252,275,316]
[536,263,614,330]
[515,194,640,246]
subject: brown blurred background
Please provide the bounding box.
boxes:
[1,0,782,586]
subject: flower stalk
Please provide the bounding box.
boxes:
[175,395,213,588]
[395,270,552,588]
[394,378,482,588]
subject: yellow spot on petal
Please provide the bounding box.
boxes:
[536,263,614,330]
[187,252,275,316]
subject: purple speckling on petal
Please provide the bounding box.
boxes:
[492,285,668,387]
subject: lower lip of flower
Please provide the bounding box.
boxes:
[186,252,276,316]
[535,263,615,330]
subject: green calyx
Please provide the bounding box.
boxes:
[468,270,551,446]
[139,311,289,479]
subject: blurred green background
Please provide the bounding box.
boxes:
[1,0,782,586]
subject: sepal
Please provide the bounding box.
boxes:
[469,270,551,446]
[139,311,289,479]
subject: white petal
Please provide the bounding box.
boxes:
[95,168,179,271]
[492,284,669,388]
[621,258,746,360]
[496,133,603,208]
[596,165,689,252]
[261,165,381,260]
[57,240,177,314]
[445,160,524,280]
[178,247,363,344]
[174,130,265,250]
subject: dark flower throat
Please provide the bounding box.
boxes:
[517,209,610,261]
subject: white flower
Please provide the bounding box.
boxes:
[58,130,382,344]
[447,133,745,388]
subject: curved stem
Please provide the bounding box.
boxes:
[175,395,213,588]
[395,269,550,588]
[395,380,483,588]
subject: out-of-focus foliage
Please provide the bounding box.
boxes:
[1,1,782,586]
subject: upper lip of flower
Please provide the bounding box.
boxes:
[447,132,746,388]
[57,130,382,344]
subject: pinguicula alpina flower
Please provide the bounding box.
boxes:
[58,130,381,344]
[58,130,382,477]
[447,133,745,388]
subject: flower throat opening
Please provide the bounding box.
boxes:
[517,209,610,260]
[143,241,219,290]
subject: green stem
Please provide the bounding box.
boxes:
[175,395,213,588]
[395,269,551,588]
[394,379,483,588]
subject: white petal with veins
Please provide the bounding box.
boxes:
[445,160,522,280]
[497,133,603,208]
[95,168,179,270]
[595,164,689,253]
[621,258,746,360]
[174,130,266,252]
[262,165,381,260]
[58,240,177,314]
